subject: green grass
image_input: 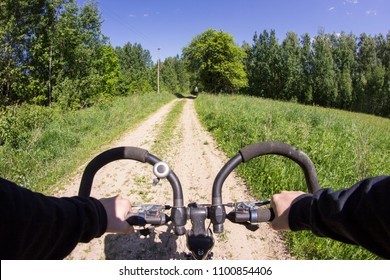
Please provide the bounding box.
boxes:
[0,93,174,194]
[195,93,390,259]
[150,99,185,157]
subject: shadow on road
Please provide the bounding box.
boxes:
[104,223,187,260]
[174,92,197,100]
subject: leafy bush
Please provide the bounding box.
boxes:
[52,75,105,110]
[0,104,54,149]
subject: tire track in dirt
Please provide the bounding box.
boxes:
[57,97,290,259]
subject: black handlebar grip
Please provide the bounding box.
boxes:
[255,208,275,222]
[123,146,149,162]
[227,207,275,223]
[239,142,287,163]
[239,142,320,193]
[79,147,149,197]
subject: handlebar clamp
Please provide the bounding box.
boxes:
[210,205,226,233]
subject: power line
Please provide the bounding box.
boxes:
[157,48,160,93]
[99,3,158,49]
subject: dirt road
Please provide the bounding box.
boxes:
[57,97,290,260]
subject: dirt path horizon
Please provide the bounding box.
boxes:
[57,97,291,260]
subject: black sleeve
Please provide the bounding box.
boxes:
[289,176,390,259]
[0,177,107,259]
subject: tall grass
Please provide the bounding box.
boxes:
[0,93,174,194]
[150,100,185,157]
[195,93,390,259]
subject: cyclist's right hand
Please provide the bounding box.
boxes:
[270,191,305,231]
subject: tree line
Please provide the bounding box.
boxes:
[184,28,389,117]
[115,43,189,95]
[1,0,122,109]
[244,30,390,117]
[1,0,389,117]
[0,0,188,110]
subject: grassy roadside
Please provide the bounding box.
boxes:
[195,93,390,259]
[0,93,174,194]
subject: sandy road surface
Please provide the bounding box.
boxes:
[57,97,290,260]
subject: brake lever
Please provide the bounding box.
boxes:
[126,204,171,226]
[224,199,271,208]
[255,199,271,206]
[226,199,274,224]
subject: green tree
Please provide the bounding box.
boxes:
[115,42,153,94]
[311,32,338,107]
[354,34,386,115]
[182,29,248,93]
[374,33,390,116]
[246,30,282,98]
[95,45,120,96]
[52,0,117,108]
[280,32,301,101]
[160,55,190,93]
[299,33,313,103]
[0,0,50,105]
[331,33,357,109]
[28,0,65,106]
[1,0,115,109]
[160,57,179,93]
[174,56,190,93]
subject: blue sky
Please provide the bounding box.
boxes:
[78,0,389,61]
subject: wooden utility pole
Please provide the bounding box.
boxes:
[157,48,160,94]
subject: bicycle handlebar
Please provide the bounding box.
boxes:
[78,142,320,259]
[210,141,320,233]
[78,146,187,235]
[240,142,320,193]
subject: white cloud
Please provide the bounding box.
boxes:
[366,9,377,16]
[129,14,136,18]
[143,13,149,17]
[328,6,335,11]
[344,0,358,4]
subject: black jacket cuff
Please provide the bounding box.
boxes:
[288,194,313,231]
